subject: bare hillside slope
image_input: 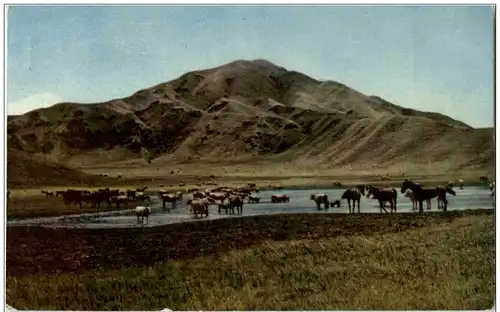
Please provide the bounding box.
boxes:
[7,59,494,177]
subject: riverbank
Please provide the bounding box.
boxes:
[6,209,494,310]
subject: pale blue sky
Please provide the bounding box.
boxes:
[6,5,494,127]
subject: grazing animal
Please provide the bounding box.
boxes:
[271,194,290,203]
[248,195,261,203]
[135,206,151,224]
[340,185,365,214]
[437,187,456,209]
[310,193,329,210]
[366,185,398,213]
[480,176,489,183]
[330,199,341,208]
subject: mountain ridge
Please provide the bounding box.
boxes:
[7,59,493,183]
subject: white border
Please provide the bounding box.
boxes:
[1,1,497,312]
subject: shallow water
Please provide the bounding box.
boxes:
[7,186,495,229]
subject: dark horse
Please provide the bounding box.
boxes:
[401,179,455,214]
[366,185,398,214]
[310,193,329,210]
[340,185,365,214]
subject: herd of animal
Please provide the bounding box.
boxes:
[8,176,495,225]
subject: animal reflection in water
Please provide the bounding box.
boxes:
[365,185,397,213]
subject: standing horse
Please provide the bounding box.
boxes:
[401,179,453,213]
[340,185,365,214]
[135,206,151,224]
[366,185,397,213]
[458,179,464,190]
[403,189,433,211]
[437,187,456,209]
[310,193,329,210]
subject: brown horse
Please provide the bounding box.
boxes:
[310,193,329,210]
[437,187,456,209]
[228,195,244,214]
[401,179,454,213]
[341,185,365,214]
[271,194,290,203]
[366,185,397,213]
[159,192,182,210]
[186,199,209,218]
[248,195,261,203]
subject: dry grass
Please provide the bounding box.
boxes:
[7,194,147,220]
[6,211,494,310]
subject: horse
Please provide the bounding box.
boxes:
[403,189,421,211]
[135,206,151,224]
[159,193,180,211]
[271,194,290,203]
[186,199,209,218]
[218,198,231,214]
[310,193,329,210]
[401,179,454,213]
[437,187,456,209]
[110,195,128,209]
[229,195,244,214]
[340,185,365,214]
[365,185,397,213]
[248,195,261,203]
[458,178,464,190]
[480,176,489,183]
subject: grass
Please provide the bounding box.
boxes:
[6,210,495,310]
[6,194,146,220]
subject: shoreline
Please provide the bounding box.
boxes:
[7,175,492,193]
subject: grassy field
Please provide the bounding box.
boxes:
[6,194,147,220]
[6,209,495,310]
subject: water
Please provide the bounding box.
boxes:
[7,186,495,229]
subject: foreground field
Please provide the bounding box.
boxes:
[6,209,494,310]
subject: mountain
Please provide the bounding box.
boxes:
[6,59,494,179]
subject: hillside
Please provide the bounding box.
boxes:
[6,59,495,178]
[7,149,103,188]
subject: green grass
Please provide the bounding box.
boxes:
[6,213,494,310]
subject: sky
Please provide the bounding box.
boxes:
[6,5,495,128]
